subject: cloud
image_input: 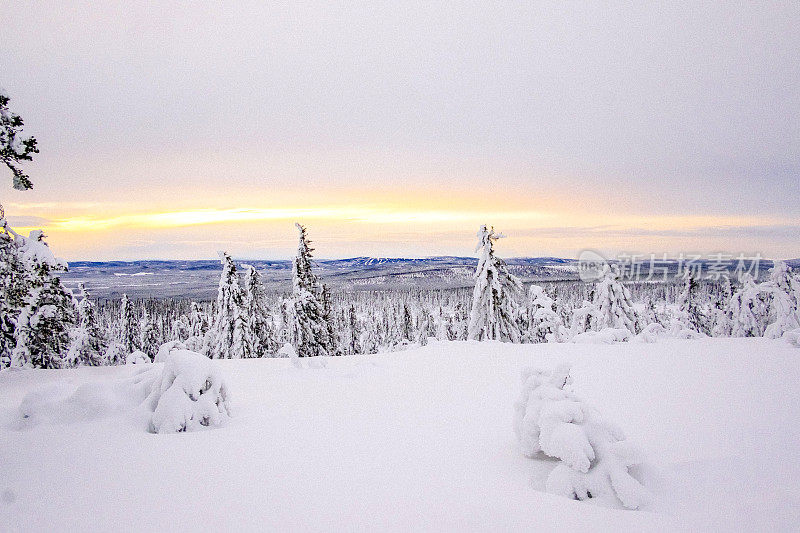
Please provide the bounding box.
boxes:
[5,215,51,227]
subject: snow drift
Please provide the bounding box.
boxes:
[12,347,232,434]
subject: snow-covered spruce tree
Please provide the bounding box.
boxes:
[676,271,710,335]
[208,253,252,359]
[0,299,14,369]
[66,284,107,367]
[1,219,69,357]
[12,274,76,369]
[401,303,414,342]
[320,284,339,355]
[140,310,161,362]
[589,266,642,334]
[467,225,523,342]
[5,223,74,369]
[525,285,563,343]
[0,220,26,368]
[514,364,649,509]
[290,224,335,357]
[729,274,769,337]
[344,304,360,355]
[711,277,734,337]
[119,294,140,354]
[244,265,277,357]
[762,261,800,338]
[189,301,209,338]
[1,91,39,191]
[170,315,191,342]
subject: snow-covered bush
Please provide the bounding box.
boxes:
[144,349,232,434]
[126,350,150,365]
[633,323,667,343]
[277,342,296,359]
[514,364,649,509]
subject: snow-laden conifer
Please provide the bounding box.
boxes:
[119,294,140,355]
[729,274,769,337]
[244,265,277,357]
[5,221,74,369]
[139,310,161,362]
[208,253,252,359]
[189,302,209,338]
[1,91,39,191]
[145,348,232,433]
[467,225,522,342]
[290,224,335,357]
[589,266,641,334]
[762,262,800,338]
[66,284,108,367]
[12,275,76,368]
[711,277,734,336]
[677,271,710,335]
[525,285,564,343]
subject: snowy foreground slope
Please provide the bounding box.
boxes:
[1,339,799,532]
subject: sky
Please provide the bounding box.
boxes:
[1,1,798,261]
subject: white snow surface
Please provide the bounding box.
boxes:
[1,338,800,531]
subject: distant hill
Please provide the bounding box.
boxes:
[61,256,798,299]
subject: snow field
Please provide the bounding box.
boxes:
[1,338,799,532]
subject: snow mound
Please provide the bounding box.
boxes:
[12,370,154,429]
[279,342,327,368]
[144,349,232,434]
[570,328,632,344]
[11,349,232,434]
[154,340,187,363]
[514,364,649,509]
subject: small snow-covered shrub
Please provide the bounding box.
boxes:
[514,364,649,509]
[633,323,666,343]
[144,349,232,434]
[126,350,150,365]
[277,343,296,358]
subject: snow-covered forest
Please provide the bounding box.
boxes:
[3,217,798,370]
